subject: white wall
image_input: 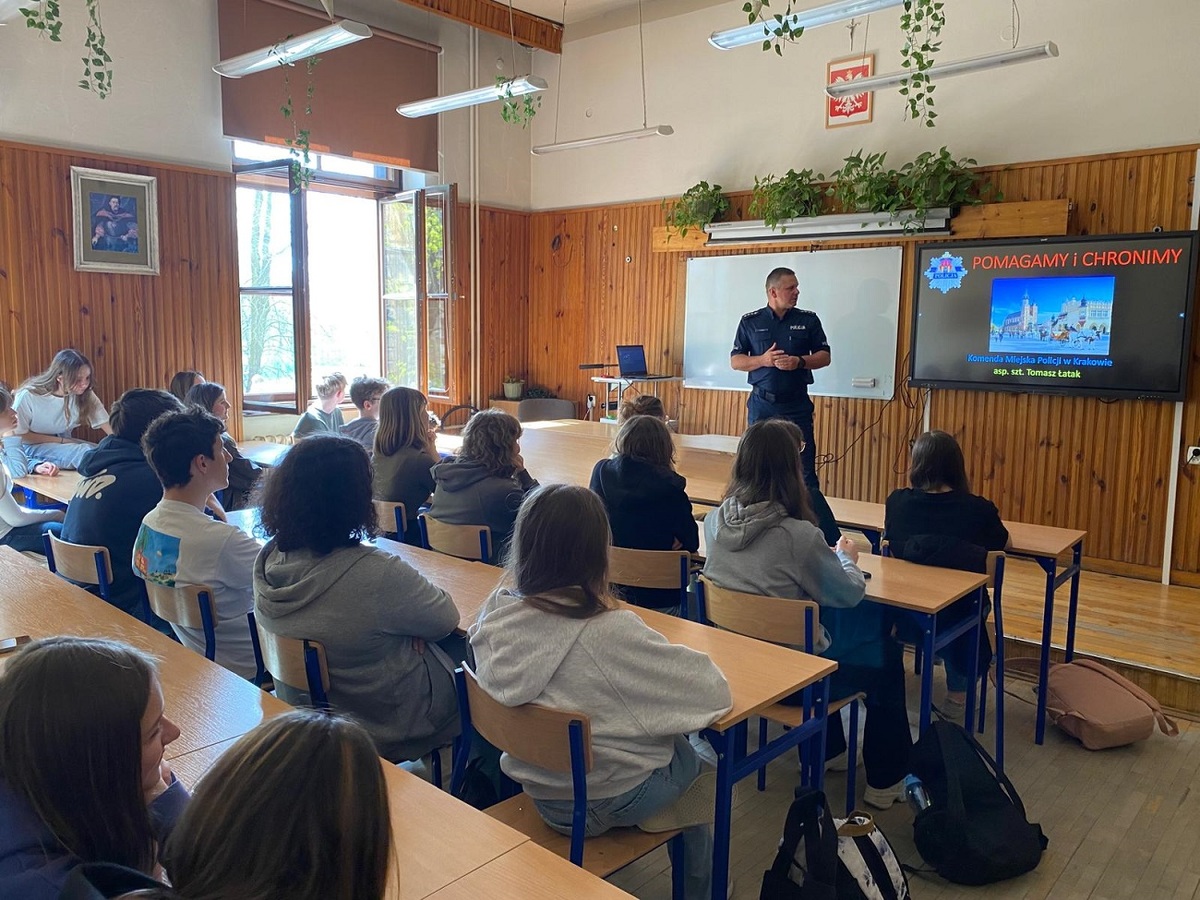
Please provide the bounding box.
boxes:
[529,0,1200,210]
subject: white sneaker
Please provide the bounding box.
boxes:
[862,780,906,810]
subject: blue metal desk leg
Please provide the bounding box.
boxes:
[1064,542,1082,662]
[919,613,936,734]
[1035,556,1056,745]
[710,722,745,900]
[962,586,982,739]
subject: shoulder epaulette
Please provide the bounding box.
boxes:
[798,308,818,316]
[740,309,761,320]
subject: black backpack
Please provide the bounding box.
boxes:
[909,720,1047,885]
[761,787,909,900]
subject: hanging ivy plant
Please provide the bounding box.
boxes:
[898,0,945,127]
[496,76,540,128]
[741,0,803,56]
[78,0,113,98]
[279,51,320,191]
[19,0,63,40]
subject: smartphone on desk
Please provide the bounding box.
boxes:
[0,636,31,654]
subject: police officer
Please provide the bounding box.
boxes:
[730,266,841,544]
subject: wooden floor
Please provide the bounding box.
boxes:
[606,665,1200,899]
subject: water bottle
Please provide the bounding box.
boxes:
[904,774,931,813]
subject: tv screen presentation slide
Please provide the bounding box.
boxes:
[911,233,1197,400]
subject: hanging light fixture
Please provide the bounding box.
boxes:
[397,75,548,118]
[214,20,372,78]
[825,41,1058,97]
[532,0,671,155]
[709,0,904,50]
[0,0,26,22]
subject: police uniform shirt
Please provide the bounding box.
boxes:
[731,306,831,393]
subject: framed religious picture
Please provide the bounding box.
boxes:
[71,166,160,275]
[825,53,875,129]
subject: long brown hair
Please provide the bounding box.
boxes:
[909,430,971,493]
[164,711,393,900]
[614,414,676,470]
[459,409,521,477]
[374,386,433,458]
[505,483,614,619]
[725,418,816,523]
[19,348,102,426]
[0,637,158,872]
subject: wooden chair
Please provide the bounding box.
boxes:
[608,547,691,615]
[419,514,492,564]
[253,621,331,711]
[144,581,217,660]
[696,576,863,816]
[43,533,114,601]
[451,666,686,898]
[373,499,408,537]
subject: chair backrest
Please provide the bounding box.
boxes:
[515,398,576,422]
[373,499,408,536]
[459,666,591,774]
[420,514,492,563]
[608,547,690,595]
[253,622,331,708]
[985,550,1005,589]
[44,533,114,598]
[697,576,820,652]
[144,581,217,660]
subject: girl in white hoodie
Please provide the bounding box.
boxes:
[470,484,732,900]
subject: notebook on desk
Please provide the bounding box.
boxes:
[616,345,673,379]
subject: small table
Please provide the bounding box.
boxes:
[590,375,682,424]
[627,605,835,900]
[13,470,80,508]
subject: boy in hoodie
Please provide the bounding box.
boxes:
[427,409,537,563]
[472,484,731,900]
[340,375,389,450]
[59,389,183,630]
[589,414,698,611]
[134,409,261,678]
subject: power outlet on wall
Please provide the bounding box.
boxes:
[1188,446,1200,466]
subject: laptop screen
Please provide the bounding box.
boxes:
[616,345,649,377]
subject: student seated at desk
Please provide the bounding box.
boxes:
[0,637,188,900]
[341,375,389,451]
[884,430,1011,716]
[0,383,63,554]
[703,419,912,809]
[254,436,461,765]
[589,414,698,613]
[617,394,667,423]
[134,410,261,679]
[471,484,732,900]
[291,372,348,440]
[427,409,538,564]
[64,710,392,900]
[185,382,262,512]
[372,386,438,544]
[12,349,113,472]
[61,389,183,629]
[167,370,204,403]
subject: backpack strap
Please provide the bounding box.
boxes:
[767,787,838,897]
[950,720,1034,820]
[1068,659,1179,737]
[932,723,969,821]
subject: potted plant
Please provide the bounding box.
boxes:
[828,151,903,216]
[748,168,826,231]
[896,147,994,227]
[664,181,730,237]
[503,375,524,400]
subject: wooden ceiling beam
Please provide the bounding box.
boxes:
[390,0,563,54]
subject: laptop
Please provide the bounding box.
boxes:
[616,345,672,379]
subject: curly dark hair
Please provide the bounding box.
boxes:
[259,435,378,555]
[459,408,521,477]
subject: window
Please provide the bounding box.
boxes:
[233,144,452,411]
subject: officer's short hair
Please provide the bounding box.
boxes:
[766,267,796,291]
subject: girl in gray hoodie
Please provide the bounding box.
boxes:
[471,484,732,900]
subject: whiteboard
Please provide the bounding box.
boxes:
[683,247,903,400]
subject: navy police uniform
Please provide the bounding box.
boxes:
[732,305,841,543]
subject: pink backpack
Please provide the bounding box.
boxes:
[1044,658,1178,750]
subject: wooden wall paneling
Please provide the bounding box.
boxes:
[0,141,241,440]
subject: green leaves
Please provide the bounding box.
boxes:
[664,181,730,237]
[279,49,320,191]
[79,1,113,98]
[496,76,541,128]
[749,168,825,230]
[21,1,63,41]
[899,0,945,127]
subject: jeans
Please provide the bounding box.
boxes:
[21,439,96,471]
[746,394,841,544]
[0,520,61,554]
[535,734,713,900]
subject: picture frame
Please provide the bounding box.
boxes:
[71,166,160,275]
[825,53,875,129]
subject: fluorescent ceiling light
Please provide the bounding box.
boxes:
[214,21,372,78]
[531,124,674,155]
[710,0,904,50]
[0,0,25,23]
[397,75,548,118]
[704,208,951,243]
[826,42,1059,97]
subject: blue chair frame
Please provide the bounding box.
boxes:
[418,515,491,565]
[43,533,111,600]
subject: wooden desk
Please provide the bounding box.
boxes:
[520,419,739,455]
[426,841,634,900]
[167,737,533,900]
[236,440,290,467]
[0,547,289,758]
[629,604,834,899]
[13,470,80,507]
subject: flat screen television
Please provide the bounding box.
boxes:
[909,232,1198,400]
